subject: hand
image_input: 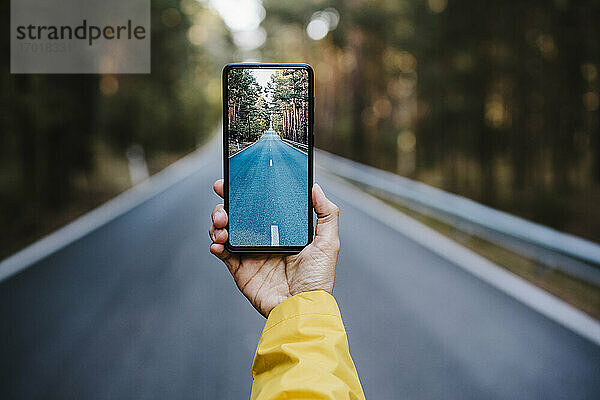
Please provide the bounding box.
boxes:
[209,179,340,318]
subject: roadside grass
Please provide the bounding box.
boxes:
[370,191,600,320]
[0,141,186,260]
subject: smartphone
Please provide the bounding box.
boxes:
[222,63,314,254]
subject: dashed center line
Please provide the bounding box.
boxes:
[270,225,279,246]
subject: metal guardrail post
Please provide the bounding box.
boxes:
[316,149,600,286]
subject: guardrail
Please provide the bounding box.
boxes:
[282,138,308,153]
[316,149,600,286]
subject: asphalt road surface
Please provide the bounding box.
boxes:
[229,130,308,247]
[1,140,599,399]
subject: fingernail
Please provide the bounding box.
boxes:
[315,184,324,196]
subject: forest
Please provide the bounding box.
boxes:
[227,68,308,154]
[1,0,600,258]
[258,0,600,241]
[268,70,309,145]
[227,69,266,147]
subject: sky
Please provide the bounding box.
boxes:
[251,68,277,100]
[205,0,265,32]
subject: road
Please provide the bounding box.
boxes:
[229,130,308,247]
[1,139,599,399]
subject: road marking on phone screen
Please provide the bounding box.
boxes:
[271,225,279,246]
[270,159,272,166]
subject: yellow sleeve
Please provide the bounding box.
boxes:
[250,290,366,400]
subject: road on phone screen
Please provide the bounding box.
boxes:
[228,130,308,247]
[1,137,599,399]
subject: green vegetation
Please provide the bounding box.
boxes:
[227,69,266,144]
[0,0,231,257]
[259,0,600,242]
[1,0,600,258]
[227,68,308,154]
[267,70,309,143]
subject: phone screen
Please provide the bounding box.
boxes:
[224,64,313,251]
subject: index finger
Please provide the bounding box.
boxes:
[213,179,224,199]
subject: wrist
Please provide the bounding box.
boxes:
[264,288,333,318]
[263,290,340,327]
[289,283,334,297]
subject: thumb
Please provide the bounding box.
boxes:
[312,184,339,242]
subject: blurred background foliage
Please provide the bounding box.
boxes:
[1,0,599,258]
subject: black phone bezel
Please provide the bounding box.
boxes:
[222,62,314,254]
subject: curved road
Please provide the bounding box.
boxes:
[1,139,599,399]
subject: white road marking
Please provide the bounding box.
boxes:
[0,132,222,282]
[270,159,272,167]
[320,170,600,346]
[280,137,309,155]
[271,225,279,246]
[229,135,262,158]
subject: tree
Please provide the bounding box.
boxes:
[267,70,309,143]
[228,69,266,143]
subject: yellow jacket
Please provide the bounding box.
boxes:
[250,291,366,399]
